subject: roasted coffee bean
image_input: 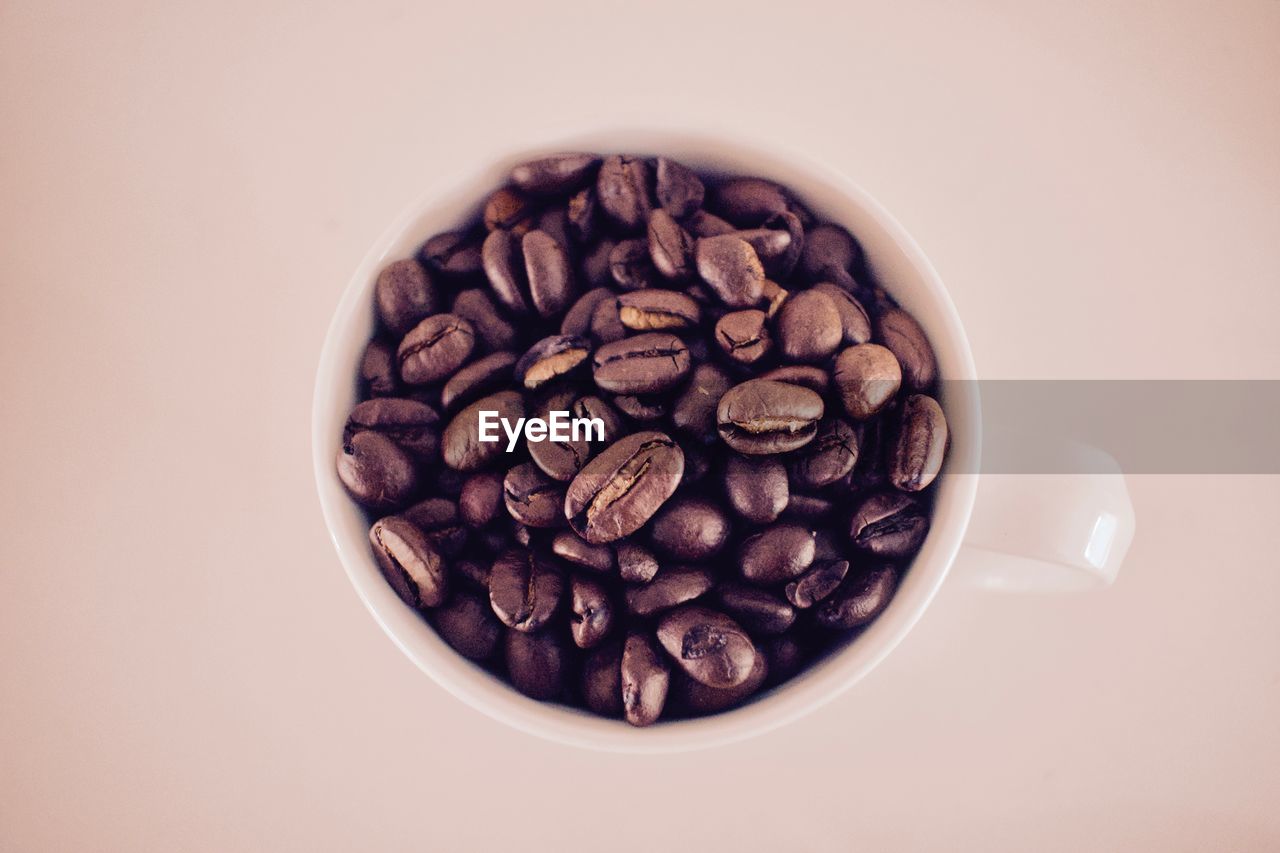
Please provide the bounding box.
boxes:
[834,343,902,420]
[338,431,418,510]
[483,187,535,233]
[503,463,566,528]
[489,548,564,632]
[511,152,601,196]
[799,223,863,281]
[591,333,690,394]
[515,335,590,390]
[565,431,684,543]
[528,392,620,481]
[716,583,796,635]
[758,364,829,393]
[421,231,484,278]
[616,542,659,584]
[567,186,599,243]
[711,177,789,226]
[717,379,824,455]
[344,398,440,458]
[889,394,948,492]
[608,238,661,291]
[732,226,792,275]
[360,338,399,398]
[481,229,533,315]
[513,524,532,547]
[582,640,624,717]
[671,363,732,436]
[785,559,850,608]
[812,282,872,345]
[369,515,447,608]
[442,390,525,471]
[522,230,576,319]
[655,157,705,219]
[451,288,517,352]
[776,289,842,363]
[814,564,897,629]
[723,454,789,523]
[440,351,517,412]
[657,605,758,689]
[561,287,614,338]
[876,307,937,390]
[686,209,736,237]
[536,207,573,252]
[375,259,438,337]
[788,417,859,489]
[588,291,627,343]
[715,309,772,365]
[759,210,804,279]
[622,632,670,727]
[505,629,569,700]
[676,647,767,715]
[740,522,816,584]
[849,491,929,558]
[612,394,666,421]
[401,497,467,557]
[695,235,765,307]
[618,289,701,331]
[813,528,841,561]
[459,472,505,528]
[580,238,617,289]
[625,567,714,617]
[649,496,730,561]
[434,592,501,659]
[397,314,476,385]
[569,575,613,649]
[551,530,615,573]
[647,209,695,280]
[784,493,835,522]
[596,155,653,231]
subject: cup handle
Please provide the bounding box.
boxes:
[950,432,1136,592]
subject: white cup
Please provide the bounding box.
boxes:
[312,129,1135,752]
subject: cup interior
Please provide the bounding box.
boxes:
[312,130,980,752]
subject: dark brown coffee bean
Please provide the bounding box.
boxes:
[459,472,504,528]
[695,235,765,307]
[788,417,859,489]
[617,542,659,584]
[686,209,736,237]
[889,394,947,492]
[591,333,691,394]
[434,592,501,659]
[515,335,590,390]
[567,186,599,243]
[723,454,788,523]
[814,564,897,629]
[799,223,863,281]
[528,392,621,482]
[511,152,601,196]
[401,497,467,557]
[481,229,532,315]
[716,584,792,635]
[338,431,418,510]
[483,187,535,233]
[876,307,937,390]
[360,338,399,398]
[570,575,613,649]
[596,155,653,232]
[675,647,766,715]
[715,309,772,365]
[505,629,569,700]
[440,351,517,412]
[776,289,842,363]
[621,632,669,726]
[450,288,517,352]
[785,559,849,608]
[655,157,704,219]
[421,231,483,278]
[813,529,841,561]
[731,227,792,272]
[647,209,695,280]
[676,440,711,486]
[551,530,615,573]
[618,289,701,331]
[503,463,566,528]
[344,398,440,458]
[657,605,758,689]
[608,238,661,290]
[784,493,835,522]
[712,177,789,225]
[759,210,805,278]
[671,363,732,436]
[369,515,447,608]
[757,364,829,393]
[740,522,816,584]
[565,431,683,544]
[489,549,564,632]
[812,282,872,345]
[649,496,730,561]
[612,394,665,421]
[849,491,929,558]
[625,567,714,617]
[580,238,616,289]
[513,525,532,547]
[588,291,627,343]
[833,343,902,420]
[375,259,438,337]
[561,287,614,338]
[582,640,623,717]
[522,230,576,319]
[442,390,525,472]
[716,379,824,455]
[397,314,476,385]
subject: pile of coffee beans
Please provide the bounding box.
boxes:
[337,152,948,725]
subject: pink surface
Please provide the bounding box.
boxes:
[2,1,1278,850]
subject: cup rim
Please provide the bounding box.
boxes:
[312,127,981,753]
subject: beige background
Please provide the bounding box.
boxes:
[3,0,1279,850]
